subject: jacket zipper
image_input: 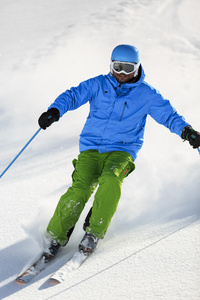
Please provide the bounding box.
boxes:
[120,102,127,121]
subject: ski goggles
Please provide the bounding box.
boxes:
[111,61,140,75]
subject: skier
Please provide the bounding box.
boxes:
[38,44,200,260]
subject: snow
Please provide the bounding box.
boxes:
[0,0,199,299]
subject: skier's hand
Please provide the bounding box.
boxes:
[38,108,60,130]
[181,126,200,149]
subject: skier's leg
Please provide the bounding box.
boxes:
[86,151,135,239]
[46,150,103,246]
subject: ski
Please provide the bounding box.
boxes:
[15,254,51,284]
[49,250,89,285]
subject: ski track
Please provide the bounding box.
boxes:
[0,0,200,299]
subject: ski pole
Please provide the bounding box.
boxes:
[198,148,200,155]
[0,128,41,179]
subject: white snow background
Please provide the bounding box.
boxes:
[0,0,199,299]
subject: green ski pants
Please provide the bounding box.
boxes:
[47,150,135,245]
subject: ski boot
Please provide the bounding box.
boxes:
[43,240,61,263]
[79,232,99,255]
[43,226,75,262]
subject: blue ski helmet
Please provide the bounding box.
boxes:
[111,44,140,63]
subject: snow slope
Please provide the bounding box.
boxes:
[0,0,199,299]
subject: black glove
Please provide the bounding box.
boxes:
[38,108,60,130]
[181,126,200,149]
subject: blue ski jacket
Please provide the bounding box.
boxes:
[48,66,190,160]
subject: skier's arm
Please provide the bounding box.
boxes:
[48,78,94,117]
[148,90,200,148]
[38,78,94,129]
[148,89,190,136]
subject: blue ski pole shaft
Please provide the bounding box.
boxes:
[0,128,41,179]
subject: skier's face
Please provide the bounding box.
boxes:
[113,70,135,84]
